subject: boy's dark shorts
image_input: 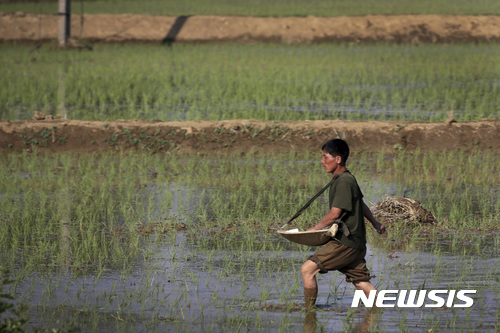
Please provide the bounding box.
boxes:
[307,240,372,283]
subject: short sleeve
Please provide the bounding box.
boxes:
[330,180,353,212]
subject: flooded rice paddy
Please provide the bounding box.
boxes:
[2,43,499,122]
[0,152,498,332]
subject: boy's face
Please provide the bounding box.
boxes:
[321,151,342,174]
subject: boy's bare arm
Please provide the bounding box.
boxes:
[307,206,343,231]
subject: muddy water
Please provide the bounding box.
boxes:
[2,167,498,332]
[10,229,498,332]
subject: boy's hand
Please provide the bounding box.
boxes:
[373,222,386,234]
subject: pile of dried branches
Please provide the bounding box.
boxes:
[370,197,437,226]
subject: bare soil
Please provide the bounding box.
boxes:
[1,12,500,43]
[1,115,498,155]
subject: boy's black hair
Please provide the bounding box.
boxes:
[321,139,350,165]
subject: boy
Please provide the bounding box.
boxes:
[301,139,386,309]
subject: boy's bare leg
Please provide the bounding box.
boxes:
[354,281,380,311]
[353,281,377,297]
[301,260,321,309]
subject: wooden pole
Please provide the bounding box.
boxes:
[58,0,71,47]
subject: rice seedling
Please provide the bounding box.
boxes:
[1,43,499,122]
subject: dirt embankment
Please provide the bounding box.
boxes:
[1,12,500,43]
[1,116,498,155]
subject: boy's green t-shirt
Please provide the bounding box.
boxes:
[328,172,366,250]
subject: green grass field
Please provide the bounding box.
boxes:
[2,43,499,122]
[1,0,500,16]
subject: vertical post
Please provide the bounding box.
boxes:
[58,0,71,47]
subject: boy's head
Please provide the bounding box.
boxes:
[321,139,350,166]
